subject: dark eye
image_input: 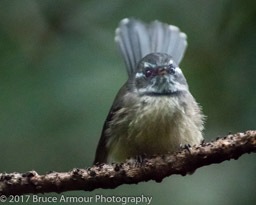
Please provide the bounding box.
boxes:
[145,67,152,78]
[167,64,175,74]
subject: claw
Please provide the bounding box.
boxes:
[184,144,191,153]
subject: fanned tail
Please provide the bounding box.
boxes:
[115,18,187,77]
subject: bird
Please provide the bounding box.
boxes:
[94,18,205,164]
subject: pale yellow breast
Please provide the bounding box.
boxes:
[107,95,203,163]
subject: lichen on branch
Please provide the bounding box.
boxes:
[0,130,256,196]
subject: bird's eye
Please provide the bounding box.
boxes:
[145,67,152,78]
[167,64,175,74]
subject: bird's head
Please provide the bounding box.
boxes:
[132,53,188,96]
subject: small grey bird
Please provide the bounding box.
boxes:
[94,18,204,164]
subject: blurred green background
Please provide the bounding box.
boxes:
[0,0,255,204]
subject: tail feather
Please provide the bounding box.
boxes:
[115,18,187,77]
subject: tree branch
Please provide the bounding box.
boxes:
[1,130,256,196]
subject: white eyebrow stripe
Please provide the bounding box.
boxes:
[135,72,145,78]
[176,67,183,74]
[168,59,174,65]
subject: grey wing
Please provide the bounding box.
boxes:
[93,106,119,164]
[115,18,187,77]
[93,85,128,164]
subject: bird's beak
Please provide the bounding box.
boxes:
[158,68,168,76]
